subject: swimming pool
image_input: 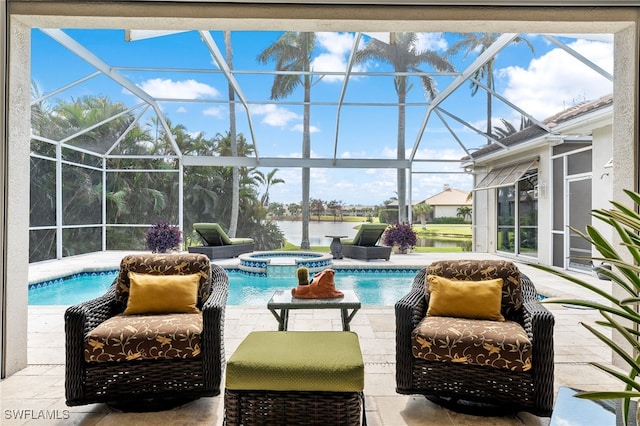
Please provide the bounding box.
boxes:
[28,268,420,306]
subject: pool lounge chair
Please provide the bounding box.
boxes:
[342,223,391,261]
[188,223,255,260]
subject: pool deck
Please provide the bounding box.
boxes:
[3,250,622,425]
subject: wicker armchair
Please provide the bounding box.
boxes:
[395,260,554,416]
[65,253,229,407]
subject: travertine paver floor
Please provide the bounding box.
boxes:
[1,251,623,425]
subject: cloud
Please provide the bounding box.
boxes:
[176,106,187,113]
[251,104,301,127]
[312,32,365,83]
[291,124,320,133]
[267,160,472,205]
[499,39,613,119]
[316,32,354,56]
[136,78,220,99]
[203,106,226,119]
[362,32,448,52]
[416,33,448,52]
[414,147,468,161]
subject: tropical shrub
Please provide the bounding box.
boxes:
[533,189,640,426]
[29,94,284,260]
[431,216,466,224]
[250,220,285,251]
[378,208,397,224]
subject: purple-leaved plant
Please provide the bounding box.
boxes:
[145,221,182,253]
[382,222,417,253]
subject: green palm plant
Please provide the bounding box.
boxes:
[354,33,454,224]
[257,31,316,249]
[412,202,432,227]
[447,33,534,143]
[252,168,285,208]
[533,189,640,425]
[493,116,534,140]
[456,205,472,222]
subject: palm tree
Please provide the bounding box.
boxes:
[457,206,472,222]
[257,32,316,249]
[225,30,240,238]
[412,202,433,228]
[447,33,534,143]
[354,33,454,224]
[493,116,534,139]
[253,168,285,208]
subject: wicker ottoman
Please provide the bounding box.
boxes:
[224,331,365,426]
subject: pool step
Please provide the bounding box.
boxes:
[267,265,296,278]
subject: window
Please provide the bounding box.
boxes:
[497,186,515,253]
[496,169,538,257]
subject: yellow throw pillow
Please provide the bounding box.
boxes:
[124,272,201,315]
[426,275,505,321]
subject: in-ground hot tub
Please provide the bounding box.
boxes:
[238,251,333,277]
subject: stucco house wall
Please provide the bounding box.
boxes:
[470,96,613,269]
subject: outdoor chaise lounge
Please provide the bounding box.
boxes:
[341,223,391,261]
[188,222,255,260]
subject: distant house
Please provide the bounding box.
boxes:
[417,185,471,221]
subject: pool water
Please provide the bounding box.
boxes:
[29,271,118,306]
[29,269,419,306]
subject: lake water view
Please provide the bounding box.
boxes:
[274,220,466,248]
[275,220,366,247]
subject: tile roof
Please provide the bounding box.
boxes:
[465,93,613,160]
[421,187,471,206]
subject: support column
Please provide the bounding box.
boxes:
[2,15,30,377]
[611,22,640,370]
[1,0,8,378]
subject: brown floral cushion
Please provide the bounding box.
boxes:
[84,313,203,362]
[426,260,522,319]
[114,253,211,308]
[411,316,532,372]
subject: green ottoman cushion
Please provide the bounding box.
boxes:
[226,331,364,392]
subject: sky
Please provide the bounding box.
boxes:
[30,29,614,206]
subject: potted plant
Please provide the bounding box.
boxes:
[382,222,417,254]
[533,189,640,425]
[145,221,182,253]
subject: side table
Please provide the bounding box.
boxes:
[326,235,347,259]
[267,289,361,331]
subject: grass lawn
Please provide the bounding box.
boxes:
[280,244,463,253]
[414,224,472,238]
[278,221,471,253]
